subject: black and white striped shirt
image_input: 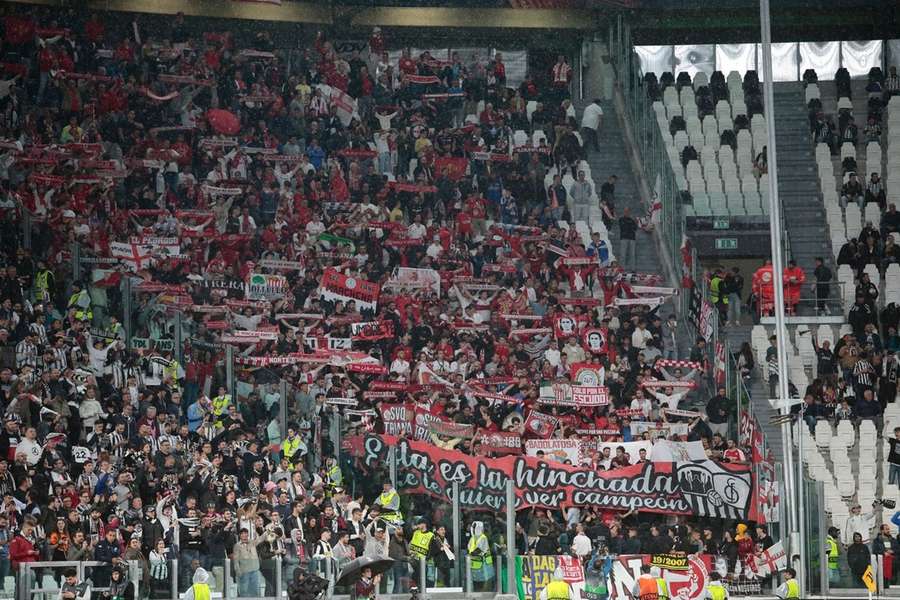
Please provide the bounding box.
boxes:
[108,431,127,463]
[15,340,39,369]
[44,347,68,372]
[854,359,876,388]
[29,322,47,346]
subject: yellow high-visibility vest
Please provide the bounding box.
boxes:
[327,464,342,485]
[192,582,210,600]
[409,530,433,560]
[468,534,492,569]
[707,582,727,600]
[212,394,230,417]
[282,436,301,459]
[656,577,669,600]
[377,490,402,522]
[827,537,839,569]
[545,580,569,600]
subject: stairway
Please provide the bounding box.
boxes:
[771,83,838,289]
[582,100,663,278]
[575,97,694,358]
[724,325,785,458]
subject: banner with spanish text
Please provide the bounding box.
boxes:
[360,433,755,519]
[525,438,581,464]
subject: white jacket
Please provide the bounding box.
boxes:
[581,103,604,131]
[843,511,876,544]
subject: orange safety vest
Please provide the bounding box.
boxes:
[637,577,659,600]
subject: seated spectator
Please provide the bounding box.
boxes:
[842,173,865,209]
[866,172,886,209]
[882,204,900,239]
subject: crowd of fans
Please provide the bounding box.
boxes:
[0,4,783,599]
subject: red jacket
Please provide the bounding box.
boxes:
[9,535,39,568]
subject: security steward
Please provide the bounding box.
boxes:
[775,568,800,599]
[540,569,571,600]
[705,572,729,600]
[408,517,436,586]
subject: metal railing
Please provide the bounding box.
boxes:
[16,560,135,600]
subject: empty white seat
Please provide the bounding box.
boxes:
[838,477,856,498]
[815,421,832,448]
[805,84,820,103]
[693,72,709,88]
[841,142,856,160]
[513,130,528,147]
[664,87,679,106]
[836,419,854,445]
[838,97,853,111]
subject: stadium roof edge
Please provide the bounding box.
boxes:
[1,0,600,29]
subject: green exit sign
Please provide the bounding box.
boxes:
[715,238,738,250]
[713,218,730,230]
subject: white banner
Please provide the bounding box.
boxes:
[525,439,580,465]
[649,439,708,462]
[596,441,652,466]
[384,267,441,295]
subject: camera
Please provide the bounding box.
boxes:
[874,499,897,509]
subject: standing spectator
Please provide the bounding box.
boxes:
[812,257,833,316]
[551,55,572,101]
[661,314,679,360]
[234,527,267,597]
[706,387,730,437]
[725,267,744,326]
[600,175,617,228]
[9,516,40,571]
[618,208,637,270]
[847,532,872,586]
[569,171,593,223]
[94,528,122,588]
[580,99,603,152]
[844,504,877,546]
[547,174,567,221]
[710,269,728,324]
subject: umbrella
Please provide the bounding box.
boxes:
[206,109,240,135]
[335,556,395,587]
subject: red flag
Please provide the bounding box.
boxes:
[434,157,468,181]
[714,341,726,386]
[570,362,605,386]
[92,270,122,288]
[524,410,558,439]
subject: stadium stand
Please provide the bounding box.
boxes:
[654,70,768,217]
